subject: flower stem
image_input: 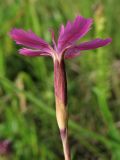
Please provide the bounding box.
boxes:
[54,59,71,160]
[60,128,71,160]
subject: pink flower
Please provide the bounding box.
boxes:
[9,16,111,60]
[0,140,11,155]
[9,15,112,160]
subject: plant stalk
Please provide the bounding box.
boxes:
[54,59,71,160]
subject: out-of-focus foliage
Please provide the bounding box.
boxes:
[0,0,120,159]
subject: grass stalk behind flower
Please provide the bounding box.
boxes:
[25,0,48,84]
[0,45,5,77]
[93,3,120,159]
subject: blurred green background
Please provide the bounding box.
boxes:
[0,0,120,159]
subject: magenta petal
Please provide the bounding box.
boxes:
[64,48,81,59]
[19,48,51,57]
[65,38,112,59]
[58,16,93,52]
[77,38,112,50]
[49,29,57,50]
[9,28,51,52]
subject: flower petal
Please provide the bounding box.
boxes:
[76,38,112,50]
[19,48,51,57]
[9,28,51,52]
[58,16,93,52]
[64,48,81,59]
[65,38,112,59]
[49,29,57,50]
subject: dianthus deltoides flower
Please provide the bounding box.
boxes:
[0,140,11,155]
[10,16,111,160]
